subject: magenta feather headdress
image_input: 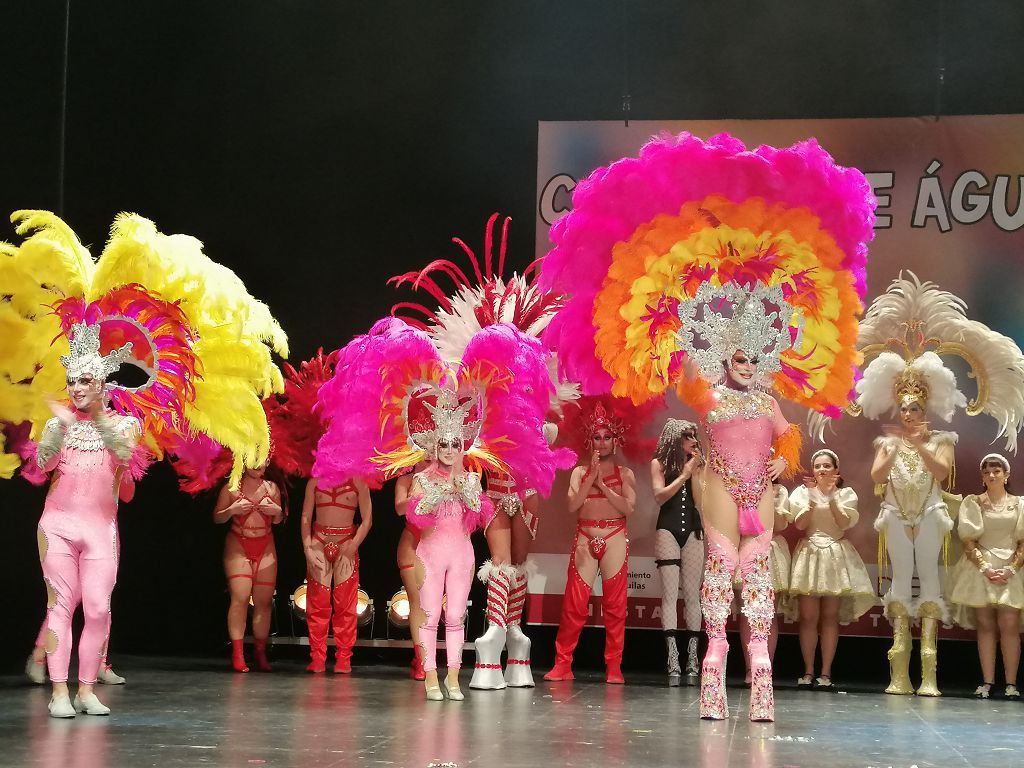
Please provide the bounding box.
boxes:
[388,213,578,411]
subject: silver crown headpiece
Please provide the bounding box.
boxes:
[408,383,483,453]
[60,322,133,382]
[675,281,803,383]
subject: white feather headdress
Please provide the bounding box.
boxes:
[839,271,1024,452]
[388,213,579,412]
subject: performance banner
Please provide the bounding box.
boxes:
[529,116,1024,637]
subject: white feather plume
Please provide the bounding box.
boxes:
[855,271,1024,451]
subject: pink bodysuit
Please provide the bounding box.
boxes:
[701,387,788,536]
[36,412,138,685]
[406,470,495,672]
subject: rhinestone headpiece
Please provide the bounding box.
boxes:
[676,281,802,383]
[60,322,133,381]
[584,403,626,449]
[408,384,483,453]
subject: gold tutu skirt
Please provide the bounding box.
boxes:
[786,534,876,624]
[948,555,1024,629]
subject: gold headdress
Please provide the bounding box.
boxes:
[843,272,1024,451]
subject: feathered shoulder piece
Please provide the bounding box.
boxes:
[538,132,875,418]
[854,272,1024,452]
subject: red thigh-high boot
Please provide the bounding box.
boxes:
[602,555,629,685]
[543,549,592,681]
[305,579,331,673]
[739,532,775,722]
[470,561,511,690]
[331,560,360,674]
[699,528,739,720]
[504,565,534,688]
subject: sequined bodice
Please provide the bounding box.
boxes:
[45,414,139,519]
[699,387,776,521]
[703,389,774,481]
[485,470,517,500]
[883,437,945,525]
[415,471,483,516]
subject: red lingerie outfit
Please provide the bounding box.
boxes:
[546,466,629,683]
[229,492,277,589]
[306,481,361,673]
[485,470,539,538]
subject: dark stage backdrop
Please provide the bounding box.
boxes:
[2,1,1023,678]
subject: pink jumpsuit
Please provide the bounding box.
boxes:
[37,413,137,685]
[407,471,495,672]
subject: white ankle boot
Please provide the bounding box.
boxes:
[48,695,76,718]
[73,692,111,716]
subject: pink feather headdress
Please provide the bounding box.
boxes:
[312,318,574,494]
[539,132,875,417]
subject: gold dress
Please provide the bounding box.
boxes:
[948,494,1024,629]
[785,485,876,624]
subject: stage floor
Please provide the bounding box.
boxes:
[0,657,1018,768]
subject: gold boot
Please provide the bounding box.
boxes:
[885,603,913,696]
[916,606,942,697]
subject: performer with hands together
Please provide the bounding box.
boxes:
[651,419,704,687]
[948,454,1024,699]
[545,401,637,685]
[786,449,874,690]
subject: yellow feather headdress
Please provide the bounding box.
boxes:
[0,210,288,487]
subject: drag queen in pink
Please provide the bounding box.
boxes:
[537,133,875,721]
[386,214,576,691]
[0,211,288,719]
[406,421,495,699]
[36,324,139,718]
[313,317,566,701]
[695,350,800,721]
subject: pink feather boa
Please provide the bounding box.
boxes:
[405,491,496,534]
[539,132,875,395]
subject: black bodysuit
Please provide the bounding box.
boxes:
[656,469,702,548]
